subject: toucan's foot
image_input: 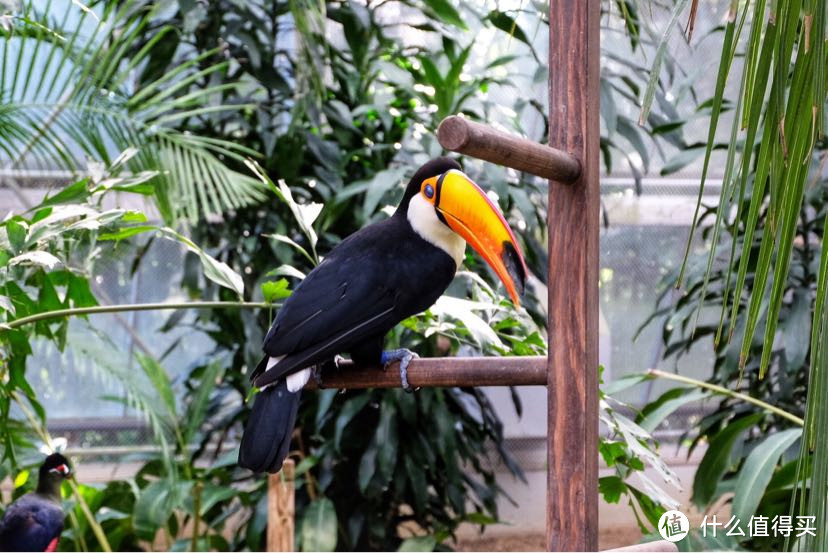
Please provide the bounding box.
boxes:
[381,349,420,393]
[333,354,345,369]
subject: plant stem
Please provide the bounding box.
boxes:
[69,510,89,552]
[192,482,202,552]
[2,301,270,330]
[647,369,804,426]
[67,478,111,553]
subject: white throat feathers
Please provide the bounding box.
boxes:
[407,194,465,267]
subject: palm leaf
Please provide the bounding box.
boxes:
[666,0,827,549]
[0,1,266,222]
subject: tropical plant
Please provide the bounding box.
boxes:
[0,150,258,550]
[0,0,697,550]
[639,0,828,550]
[0,0,266,223]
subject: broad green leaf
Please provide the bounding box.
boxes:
[334,394,371,451]
[9,251,61,270]
[422,0,466,30]
[133,479,193,541]
[599,475,627,504]
[660,146,705,176]
[5,220,26,252]
[431,296,504,347]
[193,484,237,516]
[261,279,291,303]
[267,264,306,281]
[782,291,811,371]
[692,413,764,508]
[375,398,399,488]
[300,498,337,552]
[358,441,378,493]
[38,179,90,207]
[398,536,437,552]
[248,164,319,261]
[269,234,315,266]
[485,11,531,48]
[135,353,176,420]
[98,225,157,241]
[638,388,708,433]
[732,428,801,523]
[13,469,28,488]
[0,295,15,315]
[602,373,649,395]
[160,227,244,296]
[183,361,224,445]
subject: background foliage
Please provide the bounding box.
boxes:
[641,0,828,550]
[0,0,694,550]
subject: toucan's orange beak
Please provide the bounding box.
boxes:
[433,170,527,306]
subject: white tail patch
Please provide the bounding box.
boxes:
[265,355,284,371]
[259,355,285,391]
[286,368,312,392]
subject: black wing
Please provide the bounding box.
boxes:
[0,494,63,552]
[252,223,401,387]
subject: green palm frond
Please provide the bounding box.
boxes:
[0,0,267,222]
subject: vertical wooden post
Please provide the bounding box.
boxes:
[546,0,600,551]
[267,459,296,552]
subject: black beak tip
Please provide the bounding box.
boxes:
[502,241,527,296]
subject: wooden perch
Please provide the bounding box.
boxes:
[303,356,547,389]
[437,115,581,183]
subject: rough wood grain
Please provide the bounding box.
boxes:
[547,0,600,550]
[437,115,581,182]
[304,356,546,389]
[267,459,295,552]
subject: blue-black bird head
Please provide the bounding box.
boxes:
[40,453,72,479]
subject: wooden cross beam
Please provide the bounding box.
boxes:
[437,116,581,182]
[305,356,547,389]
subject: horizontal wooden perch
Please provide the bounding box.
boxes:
[304,355,546,389]
[437,115,581,183]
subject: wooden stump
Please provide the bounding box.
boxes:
[267,459,295,552]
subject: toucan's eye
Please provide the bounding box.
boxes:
[424,184,435,199]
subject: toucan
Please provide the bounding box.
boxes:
[0,453,72,552]
[239,157,527,473]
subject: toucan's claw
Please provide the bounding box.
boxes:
[333,355,345,369]
[381,349,420,393]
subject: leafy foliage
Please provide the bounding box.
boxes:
[0,1,266,222]
[0,0,693,550]
[644,106,827,553]
[599,370,682,534]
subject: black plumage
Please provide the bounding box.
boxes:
[239,158,461,473]
[0,454,71,552]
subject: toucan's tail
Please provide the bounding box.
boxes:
[239,378,300,473]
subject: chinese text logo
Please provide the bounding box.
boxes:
[658,510,690,542]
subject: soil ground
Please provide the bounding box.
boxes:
[454,525,644,551]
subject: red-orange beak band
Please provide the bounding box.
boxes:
[49,463,72,477]
[430,170,528,306]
